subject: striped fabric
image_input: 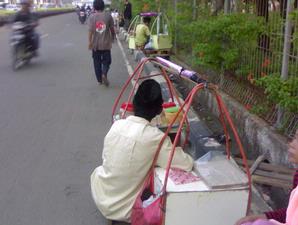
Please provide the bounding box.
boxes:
[264,170,298,223]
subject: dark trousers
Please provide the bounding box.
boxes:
[25,32,39,51]
[124,19,130,31]
[92,50,112,83]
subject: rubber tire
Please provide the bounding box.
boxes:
[12,44,26,71]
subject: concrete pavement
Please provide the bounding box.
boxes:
[0,13,129,225]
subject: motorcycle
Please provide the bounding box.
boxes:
[86,9,92,18]
[10,21,37,70]
[79,11,87,24]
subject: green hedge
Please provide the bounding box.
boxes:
[0,7,74,16]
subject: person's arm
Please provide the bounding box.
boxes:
[145,25,150,37]
[234,214,267,225]
[88,31,93,50]
[235,170,298,225]
[264,170,298,222]
[109,15,116,41]
[156,136,193,172]
[13,13,20,23]
[264,209,287,223]
[88,16,94,50]
[31,12,39,27]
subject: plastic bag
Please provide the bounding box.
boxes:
[131,171,165,225]
[144,38,154,50]
[194,151,248,189]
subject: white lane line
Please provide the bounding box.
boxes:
[116,35,133,77]
[41,33,49,39]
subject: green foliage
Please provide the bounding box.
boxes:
[112,0,174,19]
[256,74,298,112]
[0,8,73,16]
[0,9,15,16]
[289,9,298,21]
[123,0,159,17]
[250,104,270,116]
[192,13,265,73]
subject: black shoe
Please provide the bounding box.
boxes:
[102,75,109,87]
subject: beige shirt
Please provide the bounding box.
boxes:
[90,116,193,222]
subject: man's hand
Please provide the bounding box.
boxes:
[88,43,93,50]
[234,214,267,225]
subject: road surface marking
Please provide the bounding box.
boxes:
[116,35,133,76]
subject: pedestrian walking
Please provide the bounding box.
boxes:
[111,9,119,31]
[88,0,116,86]
[123,0,132,31]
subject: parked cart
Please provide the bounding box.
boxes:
[112,57,252,225]
[127,12,172,58]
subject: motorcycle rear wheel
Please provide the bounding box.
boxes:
[12,44,25,70]
[12,44,32,70]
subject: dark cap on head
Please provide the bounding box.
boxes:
[133,79,163,121]
[93,0,105,11]
[143,17,151,24]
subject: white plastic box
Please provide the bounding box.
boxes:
[154,154,249,225]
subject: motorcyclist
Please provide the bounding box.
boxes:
[80,4,86,12]
[13,0,39,55]
[76,5,80,15]
[78,4,87,23]
[86,5,92,16]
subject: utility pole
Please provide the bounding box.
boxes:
[174,0,177,54]
[224,0,231,14]
[276,0,293,128]
[281,0,293,80]
[193,0,197,20]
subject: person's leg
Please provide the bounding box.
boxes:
[24,33,31,51]
[116,18,119,32]
[101,50,112,86]
[124,19,130,31]
[31,32,39,55]
[92,50,102,84]
[34,32,39,50]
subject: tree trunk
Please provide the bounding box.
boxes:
[212,0,225,15]
[256,0,270,51]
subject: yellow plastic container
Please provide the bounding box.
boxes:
[164,107,182,124]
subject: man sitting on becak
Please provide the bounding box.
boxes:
[135,17,151,50]
[90,79,193,224]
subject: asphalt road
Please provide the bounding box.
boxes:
[0,13,129,225]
